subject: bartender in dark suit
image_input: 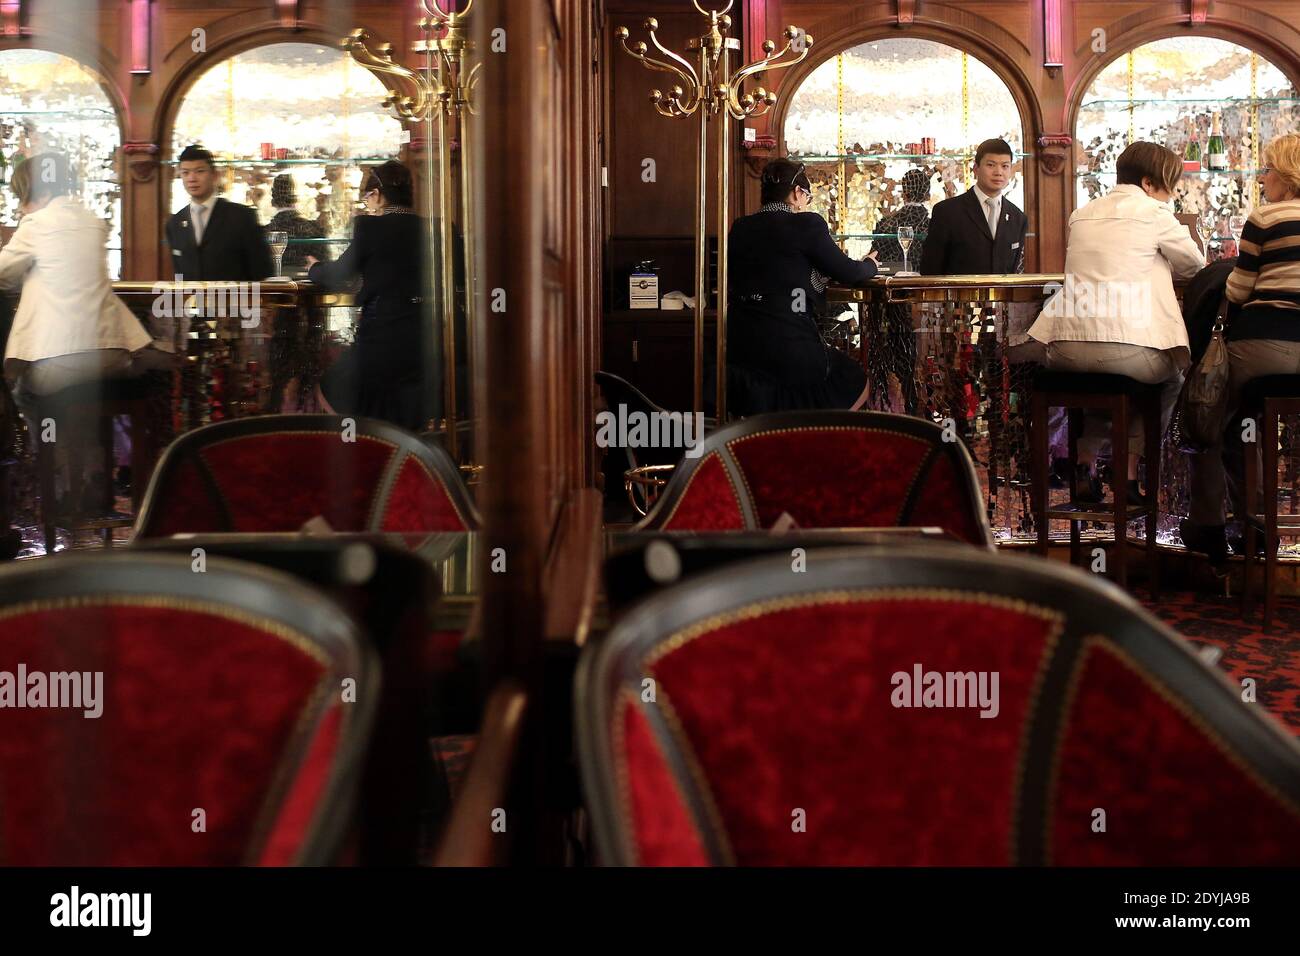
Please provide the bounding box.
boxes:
[164,145,273,281]
[920,138,1027,275]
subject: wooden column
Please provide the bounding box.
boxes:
[472,3,551,871]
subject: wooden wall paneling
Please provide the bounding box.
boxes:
[473,0,551,861]
[473,0,602,862]
[475,0,549,689]
[584,2,606,485]
[605,6,725,239]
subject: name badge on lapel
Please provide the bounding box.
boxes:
[1012,242,1021,250]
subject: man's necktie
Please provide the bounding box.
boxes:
[193,205,207,245]
[985,197,998,239]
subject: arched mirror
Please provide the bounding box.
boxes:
[0,49,122,276]
[170,42,403,255]
[783,37,1028,261]
[1075,37,1300,259]
[168,40,475,458]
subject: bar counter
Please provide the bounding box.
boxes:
[827,272,1066,304]
[110,278,357,439]
[112,277,355,307]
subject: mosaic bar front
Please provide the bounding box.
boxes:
[827,276,1300,556]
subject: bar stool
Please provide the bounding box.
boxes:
[1030,370,1163,595]
[33,376,159,554]
[1240,375,1300,632]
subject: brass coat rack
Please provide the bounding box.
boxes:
[616,1,811,419]
[342,0,479,460]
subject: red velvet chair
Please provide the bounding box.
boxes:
[0,552,377,865]
[635,410,994,547]
[577,546,1300,865]
[133,414,479,539]
[127,534,467,864]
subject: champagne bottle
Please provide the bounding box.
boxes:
[0,150,6,185]
[1183,117,1201,171]
[1208,111,1227,171]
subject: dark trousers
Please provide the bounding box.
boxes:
[1188,338,1300,525]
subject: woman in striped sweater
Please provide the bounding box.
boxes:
[1184,134,1300,563]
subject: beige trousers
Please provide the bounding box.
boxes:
[1044,341,1186,459]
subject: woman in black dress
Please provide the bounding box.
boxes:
[727,158,878,415]
[306,161,432,432]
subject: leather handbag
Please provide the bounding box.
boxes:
[1175,293,1232,453]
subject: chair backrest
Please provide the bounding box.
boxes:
[595,370,668,416]
[636,409,993,547]
[594,370,688,478]
[134,414,479,538]
[577,547,1300,866]
[0,553,377,865]
[127,534,444,865]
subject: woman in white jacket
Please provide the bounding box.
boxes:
[0,152,157,512]
[0,152,153,400]
[1028,142,1205,503]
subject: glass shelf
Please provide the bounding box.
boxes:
[285,237,350,244]
[162,157,396,167]
[834,232,928,240]
[1079,96,1300,109]
[1079,168,1262,178]
[0,108,116,116]
[795,152,1034,162]
[834,231,1037,240]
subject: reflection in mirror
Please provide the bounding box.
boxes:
[783,39,1025,260]
[341,1,479,467]
[0,49,122,276]
[171,42,406,408]
[1075,37,1298,255]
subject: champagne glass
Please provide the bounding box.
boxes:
[267,231,288,278]
[898,225,915,275]
[1228,214,1247,259]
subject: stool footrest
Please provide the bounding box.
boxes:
[49,512,134,532]
[1046,503,1150,521]
[1244,515,1300,533]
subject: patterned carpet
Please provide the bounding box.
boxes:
[1147,591,1300,736]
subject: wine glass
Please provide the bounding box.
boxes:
[1228,214,1247,259]
[897,225,915,275]
[267,231,288,278]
